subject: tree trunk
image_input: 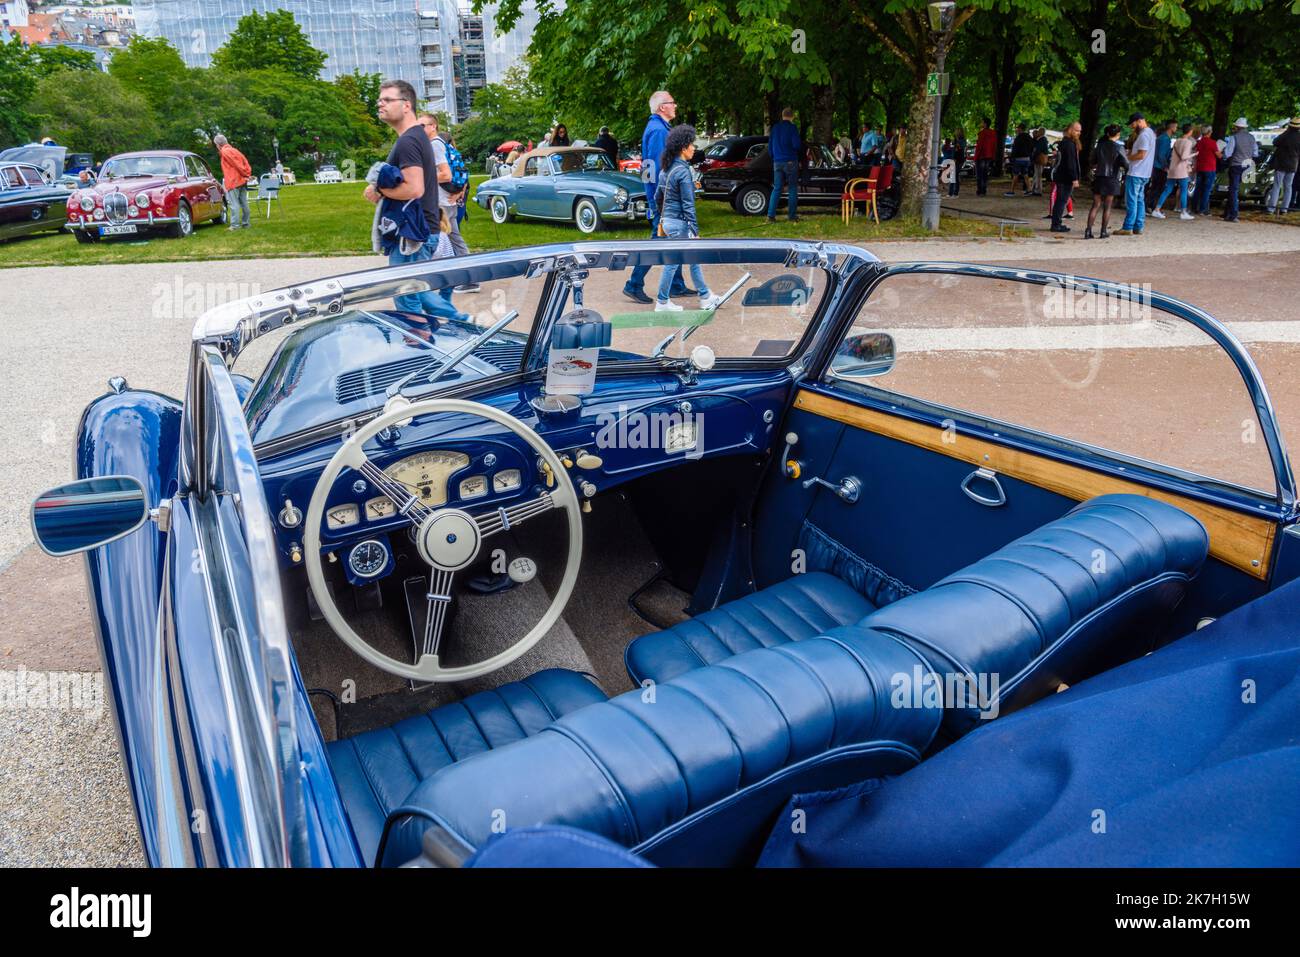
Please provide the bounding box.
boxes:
[900,70,935,219]
[988,43,1023,178]
[811,83,835,148]
[764,89,781,132]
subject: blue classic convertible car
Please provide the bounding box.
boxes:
[473,146,649,233]
[33,239,1300,867]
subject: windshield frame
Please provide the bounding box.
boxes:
[101,155,186,180]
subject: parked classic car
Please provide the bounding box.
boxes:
[33,239,1300,868]
[695,135,769,176]
[315,164,343,184]
[0,160,69,242]
[474,146,649,233]
[66,150,226,242]
[699,144,900,219]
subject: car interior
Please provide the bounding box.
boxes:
[220,246,1294,866]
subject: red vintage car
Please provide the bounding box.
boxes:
[66,150,227,243]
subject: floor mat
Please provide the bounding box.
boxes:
[630,573,693,630]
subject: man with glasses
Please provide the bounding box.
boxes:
[622,90,693,304]
[365,79,466,320]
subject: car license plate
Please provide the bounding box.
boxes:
[100,224,137,235]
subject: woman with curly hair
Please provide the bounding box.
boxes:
[655,124,723,312]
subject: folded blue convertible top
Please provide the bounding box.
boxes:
[758,575,1300,867]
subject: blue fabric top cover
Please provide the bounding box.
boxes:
[758,573,1300,867]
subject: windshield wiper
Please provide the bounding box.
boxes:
[385,309,519,399]
[652,272,752,359]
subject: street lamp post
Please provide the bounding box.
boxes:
[921,2,956,232]
[273,136,281,165]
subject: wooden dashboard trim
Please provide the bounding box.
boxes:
[794,389,1275,580]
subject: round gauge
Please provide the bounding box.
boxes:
[365,496,397,521]
[493,469,522,492]
[383,450,470,507]
[326,503,360,530]
[459,475,488,500]
[348,539,389,579]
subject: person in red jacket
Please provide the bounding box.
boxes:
[974,117,998,196]
[213,134,253,229]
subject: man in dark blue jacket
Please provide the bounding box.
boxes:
[623,90,692,304]
[766,107,801,222]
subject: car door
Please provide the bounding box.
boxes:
[191,155,223,219]
[18,164,66,233]
[0,166,34,238]
[182,155,209,220]
[753,261,1297,641]
[514,155,554,217]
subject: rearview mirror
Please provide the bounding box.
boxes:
[829,332,896,380]
[31,476,148,557]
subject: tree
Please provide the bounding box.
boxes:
[31,71,158,159]
[0,34,37,147]
[108,36,189,113]
[211,9,327,80]
[452,62,553,162]
[30,45,98,77]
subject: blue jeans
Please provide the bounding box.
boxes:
[1154,177,1189,211]
[1224,165,1245,219]
[388,241,466,321]
[656,217,711,303]
[767,160,798,219]
[1122,175,1148,231]
[1194,170,1216,214]
[624,201,690,295]
[227,185,250,226]
[1267,170,1295,213]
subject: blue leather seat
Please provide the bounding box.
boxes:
[380,626,941,866]
[624,570,874,685]
[326,669,606,865]
[624,495,1209,729]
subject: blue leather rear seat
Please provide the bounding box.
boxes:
[624,494,1209,730]
[624,570,874,685]
[326,669,606,865]
[381,626,941,866]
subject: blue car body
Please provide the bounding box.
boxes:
[473,147,649,234]
[46,238,1300,867]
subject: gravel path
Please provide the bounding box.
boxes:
[1,219,1296,867]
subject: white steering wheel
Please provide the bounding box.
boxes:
[303,398,583,682]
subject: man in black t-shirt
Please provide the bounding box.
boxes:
[366,79,464,320]
[1005,123,1035,196]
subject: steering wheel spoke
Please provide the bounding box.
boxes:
[420,568,456,659]
[474,491,557,539]
[355,456,432,524]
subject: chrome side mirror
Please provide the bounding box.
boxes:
[31,476,148,557]
[829,332,895,380]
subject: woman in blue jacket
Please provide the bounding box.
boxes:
[655,124,724,312]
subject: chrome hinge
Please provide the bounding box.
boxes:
[787,243,831,269]
[150,500,172,532]
[526,252,597,283]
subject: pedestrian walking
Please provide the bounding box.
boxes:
[949,127,967,196]
[654,124,725,313]
[1050,122,1081,232]
[418,113,476,291]
[1006,123,1034,195]
[1221,117,1258,222]
[1085,124,1129,239]
[974,117,997,195]
[1030,127,1049,195]
[1151,123,1197,219]
[1267,117,1300,215]
[1114,113,1155,235]
[367,79,466,322]
[1192,125,1221,215]
[766,106,802,223]
[594,126,619,164]
[213,134,252,230]
[623,90,692,304]
[1146,119,1177,213]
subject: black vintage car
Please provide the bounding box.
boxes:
[698,143,900,219]
[0,160,70,242]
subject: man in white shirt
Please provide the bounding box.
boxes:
[419,113,479,292]
[1116,112,1156,235]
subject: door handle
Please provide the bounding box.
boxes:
[961,467,1006,507]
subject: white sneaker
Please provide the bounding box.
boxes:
[1179,211,1194,220]
[654,299,683,312]
[1150,209,1166,219]
[698,294,724,310]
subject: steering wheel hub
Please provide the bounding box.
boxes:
[417,509,481,570]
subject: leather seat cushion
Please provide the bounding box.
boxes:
[326,669,606,865]
[624,570,874,686]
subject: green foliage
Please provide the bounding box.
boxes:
[0,34,37,147]
[30,45,98,77]
[451,63,554,161]
[30,71,158,159]
[210,9,328,80]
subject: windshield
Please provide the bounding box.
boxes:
[100,155,184,179]
[552,151,615,174]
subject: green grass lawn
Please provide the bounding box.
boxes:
[0,175,1023,269]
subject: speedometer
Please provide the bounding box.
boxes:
[383,450,470,507]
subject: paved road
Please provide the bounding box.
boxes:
[1,218,1297,865]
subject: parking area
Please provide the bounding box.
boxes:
[2,221,1298,865]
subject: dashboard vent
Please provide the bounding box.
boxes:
[334,355,461,404]
[472,341,526,373]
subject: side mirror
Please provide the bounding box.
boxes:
[830,332,895,380]
[31,476,149,557]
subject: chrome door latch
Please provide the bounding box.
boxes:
[961,467,1007,507]
[802,474,861,504]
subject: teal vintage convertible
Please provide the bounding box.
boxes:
[473,146,649,234]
